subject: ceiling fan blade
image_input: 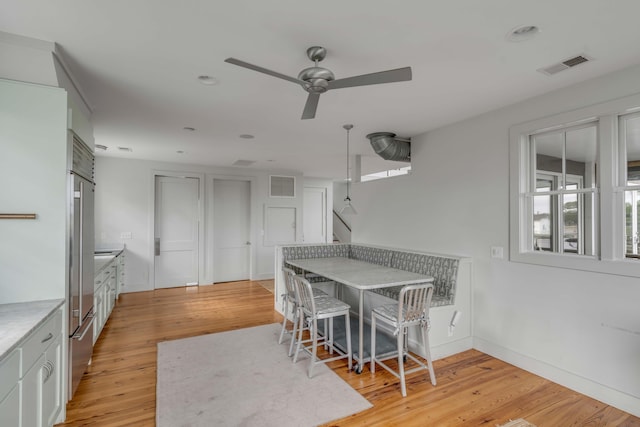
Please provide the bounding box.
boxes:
[328,66,412,90]
[224,58,304,86]
[301,93,320,120]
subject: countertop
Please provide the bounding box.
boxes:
[94,248,123,275]
[0,299,64,361]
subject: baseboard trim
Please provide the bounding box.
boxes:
[407,336,473,361]
[473,337,640,418]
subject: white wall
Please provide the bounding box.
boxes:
[350,63,640,416]
[94,156,305,292]
[0,79,68,304]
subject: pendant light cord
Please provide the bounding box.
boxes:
[343,124,353,201]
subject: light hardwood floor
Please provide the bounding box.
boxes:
[57,281,640,427]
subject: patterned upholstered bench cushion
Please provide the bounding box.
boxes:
[281,244,459,306]
[371,254,460,307]
[349,245,391,266]
[370,285,452,307]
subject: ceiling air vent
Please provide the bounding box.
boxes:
[538,54,592,76]
[232,159,255,167]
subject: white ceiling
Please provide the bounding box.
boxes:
[3,0,640,179]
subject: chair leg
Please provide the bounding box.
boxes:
[421,325,437,386]
[293,312,305,364]
[345,312,352,371]
[398,327,407,397]
[370,314,376,373]
[278,298,289,344]
[288,305,299,357]
[309,318,319,378]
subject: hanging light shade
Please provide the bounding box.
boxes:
[340,124,357,215]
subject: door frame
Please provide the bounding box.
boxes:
[149,170,206,289]
[207,174,256,284]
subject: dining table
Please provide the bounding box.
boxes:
[285,256,434,373]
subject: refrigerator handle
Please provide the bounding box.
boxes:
[154,238,160,256]
[72,312,95,340]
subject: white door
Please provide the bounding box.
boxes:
[213,179,250,283]
[264,206,297,246]
[303,187,327,243]
[154,176,200,289]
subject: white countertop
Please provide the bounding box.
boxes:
[286,257,433,290]
[0,299,64,360]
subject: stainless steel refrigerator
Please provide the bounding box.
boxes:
[68,135,95,399]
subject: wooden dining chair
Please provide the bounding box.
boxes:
[370,282,436,397]
[292,275,352,378]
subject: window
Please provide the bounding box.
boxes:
[620,112,640,258]
[361,166,411,182]
[509,92,640,277]
[527,123,598,256]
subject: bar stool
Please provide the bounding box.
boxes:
[292,275,352,378]
[279,267,326,356]
[370,283,436,397]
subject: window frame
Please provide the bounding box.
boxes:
[509,92,640,278]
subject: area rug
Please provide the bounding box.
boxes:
[156,323,372,426]
[497,419,537,427]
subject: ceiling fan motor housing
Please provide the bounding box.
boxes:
[298,67,335,93]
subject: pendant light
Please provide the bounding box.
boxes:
[340,124,357,215]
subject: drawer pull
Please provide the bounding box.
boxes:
[41,332,54,343]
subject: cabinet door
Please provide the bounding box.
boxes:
[0,383,20,427]
[42,336,61,427]
[93,285,104,345]
[22,353,45,427]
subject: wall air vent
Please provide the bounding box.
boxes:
[538,54,593,76]
[270,175,295,198]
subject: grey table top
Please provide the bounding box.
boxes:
[286,257,433,290]
[0,298,64,361]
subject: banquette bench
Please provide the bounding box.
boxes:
[274,243,473,360]
[280,243,460,307]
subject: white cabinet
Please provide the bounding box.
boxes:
[93,252,123,345]
[0,306,63,427]
[0,350,20,427]
[0,383,20,427]
[115,252,125,298]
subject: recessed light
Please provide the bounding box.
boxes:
[176,150,185,154]
[506,25,540,42]
[95,144,107,151]
[197,75,218,85]
[117,147,133,152]
[183,127,196,131]
[239,134,254,139]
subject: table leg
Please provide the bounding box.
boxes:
[357,289,364,373]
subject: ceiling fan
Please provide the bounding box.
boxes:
[225,46,412,120]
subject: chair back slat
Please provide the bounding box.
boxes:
[292,275,315,315]
[399,283,434,323]
[282,267,297,298]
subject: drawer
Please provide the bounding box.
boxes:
[0,349,20,401]
[21,309,62,376]
[94,267,111,290]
